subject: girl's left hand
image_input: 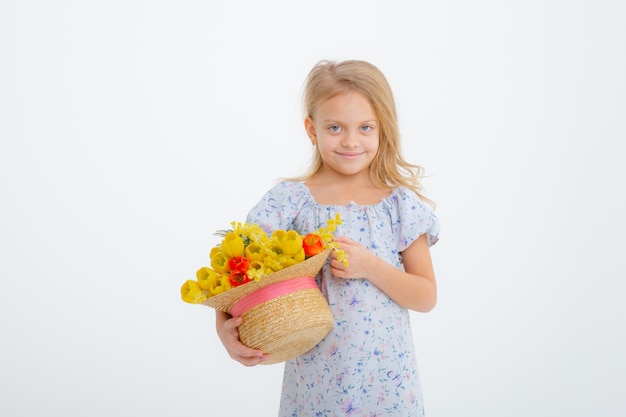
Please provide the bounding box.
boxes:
[329,237,375,279]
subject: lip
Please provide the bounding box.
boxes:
[337,152,364,160]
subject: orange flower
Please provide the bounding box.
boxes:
[302,233,324,257]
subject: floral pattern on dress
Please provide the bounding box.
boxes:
[246,182,440,417]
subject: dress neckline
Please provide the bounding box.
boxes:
[296,182,396,208]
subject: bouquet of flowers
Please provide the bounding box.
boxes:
[180,214,347,364]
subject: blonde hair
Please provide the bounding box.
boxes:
[288,59,433,207]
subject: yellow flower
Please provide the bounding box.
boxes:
[325,241,348,266]
[245,241,266,262]
[209,274,231,296]
[181,213,348,304]
[335,248,349,266]
[196,267,217,291]
[221,231,245,258]
[262,253,282,273]
[271,229,285,241]
[210,247,230,273]
[280,230,304,255]
[181,280,207,304]
[248,261,266,281]
[293,248,305,263]
[268,240,284,258]
[280,249,305,268]
[316,213,343,245]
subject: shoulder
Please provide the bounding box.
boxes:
[246,181,313,231]
[256,181,310,205]
[388,186,440,247]
[389,186,433,212]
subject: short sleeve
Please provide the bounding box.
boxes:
[245,182,311,234]
[390,187,440,251]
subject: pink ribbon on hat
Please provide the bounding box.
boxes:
[230,276,318,318]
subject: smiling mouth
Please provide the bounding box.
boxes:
[337,152,363,159]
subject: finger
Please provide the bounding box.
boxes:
[224,316,243,334]
[229,316,243,327]
[331,251,346,263]
[226,317,268,364]
[232,347,269,366]
[330,264,344,278]
[236,353,270,367]
[330,258,346,270]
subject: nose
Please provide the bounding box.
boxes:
[341,130,359,148]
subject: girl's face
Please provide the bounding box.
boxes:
[305,91,379,180]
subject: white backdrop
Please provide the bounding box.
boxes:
[1,1,625,416]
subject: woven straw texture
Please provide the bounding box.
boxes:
[238,287,334,365]
[201,248,334,364]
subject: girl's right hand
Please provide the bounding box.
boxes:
[215,312,269,366]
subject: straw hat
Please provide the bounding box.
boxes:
[202,248,334,364]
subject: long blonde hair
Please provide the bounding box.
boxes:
[288,59,433,207]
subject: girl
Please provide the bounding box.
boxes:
[216,59,440,416]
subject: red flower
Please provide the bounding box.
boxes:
[227,256,252,286]
[228,256,250,272]
[302,233,324,257]
[229,269,251,287]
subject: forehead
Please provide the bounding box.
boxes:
[315,91,376,121]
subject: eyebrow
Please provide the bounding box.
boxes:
[323,119,377,124]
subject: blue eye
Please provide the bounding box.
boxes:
[329,125,342,132]
[360,125,373,133]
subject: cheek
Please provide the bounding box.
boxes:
[316,137,336,151]
[367,137,380,153]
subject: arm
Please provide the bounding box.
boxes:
[215,310,269,366]
[330,234,437,312]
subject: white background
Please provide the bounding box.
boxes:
[1,1,625,416]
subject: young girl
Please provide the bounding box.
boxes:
[216,59,440,416]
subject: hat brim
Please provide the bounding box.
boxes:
[201,248,332,313]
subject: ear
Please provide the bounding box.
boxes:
[304,117,317,144]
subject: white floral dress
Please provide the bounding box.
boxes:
[246,182,440,417]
